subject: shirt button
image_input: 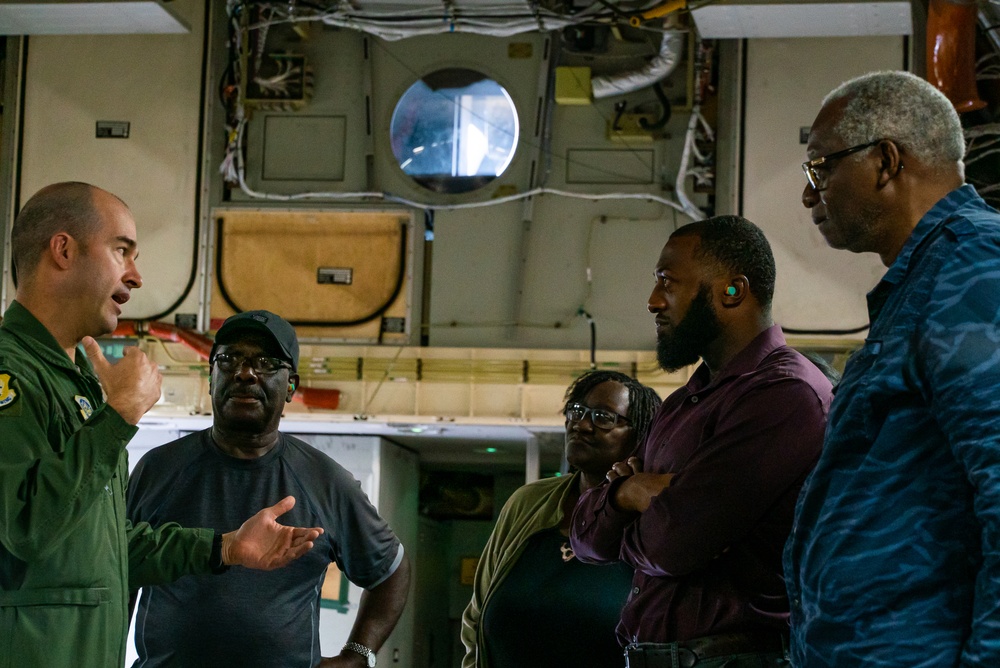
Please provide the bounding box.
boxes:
[690,396,699,403]
[632,587,640,595]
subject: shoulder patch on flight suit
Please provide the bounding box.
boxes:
[0,372,21,414]
[74,395,94,420]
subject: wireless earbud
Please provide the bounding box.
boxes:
[725,286,737,296]
[288,382,295,392]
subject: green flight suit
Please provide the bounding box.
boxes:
[0,301,215,668]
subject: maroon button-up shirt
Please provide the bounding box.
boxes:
[570,326,832,646]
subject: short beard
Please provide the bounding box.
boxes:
[656,284,722,372]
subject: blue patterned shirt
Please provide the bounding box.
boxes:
[785,185,1000,667]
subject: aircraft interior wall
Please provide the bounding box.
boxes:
[0,2,927,666]
[1,1,902,350]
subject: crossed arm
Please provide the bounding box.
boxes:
[606,456,675,513]
[571,380,826,576]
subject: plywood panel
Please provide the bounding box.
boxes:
[212,209,411,341]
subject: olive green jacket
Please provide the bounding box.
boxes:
[0,301,215,668]
[460,472,578,668]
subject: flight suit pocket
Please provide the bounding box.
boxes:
[0,587,112,667]
[0,586,110,607]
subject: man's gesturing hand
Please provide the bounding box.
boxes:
[222,496,324,570]
[82,336,162,425]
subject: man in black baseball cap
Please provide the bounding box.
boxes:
[127,309,410,667]
[210,309,299,371]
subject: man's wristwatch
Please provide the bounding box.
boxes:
[343,641,376,667]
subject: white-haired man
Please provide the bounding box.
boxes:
[787,71,1000,667]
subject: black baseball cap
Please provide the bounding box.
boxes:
[211,310,299,370]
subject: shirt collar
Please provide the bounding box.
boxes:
[866,184,976,322]
[880,184,977,288]
[686,324,786,393]
[1,300,90,374]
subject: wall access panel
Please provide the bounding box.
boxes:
[741,36,904,334]
[16,0,206,320]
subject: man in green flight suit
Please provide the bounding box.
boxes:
[0,182,324,667]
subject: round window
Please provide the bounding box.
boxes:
[390,69,519,194]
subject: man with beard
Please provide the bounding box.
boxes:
[127,311,410,667]
[787,72,1000,667]
[570,215,833,668]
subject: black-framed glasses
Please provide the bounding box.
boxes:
[564,402,630,430]
[213,353,291,375]
[802,139,882,191]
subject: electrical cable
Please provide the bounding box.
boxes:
[121,0,213,321]
[578,309,597,368]
[638,80,672,130]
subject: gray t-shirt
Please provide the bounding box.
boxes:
[126,429,402,667]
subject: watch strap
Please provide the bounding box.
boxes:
[343,641,376,666]
[209,533,229,574]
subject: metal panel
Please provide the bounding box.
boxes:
[237,28,370,197]
[17,0,205,319]
[262,115,346,181]
[742,36,904,333]
[369,32,548,201]
[565,149,655,184]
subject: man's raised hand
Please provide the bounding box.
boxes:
[82,336,162,425]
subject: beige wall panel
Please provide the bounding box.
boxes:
[18,0,204,320]
[430,198,685,350]
[743,37,904,333]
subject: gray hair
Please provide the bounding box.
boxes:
[823,71,965,174]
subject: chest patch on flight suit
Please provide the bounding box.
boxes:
[74,395,94,420]
[0,372,19,411]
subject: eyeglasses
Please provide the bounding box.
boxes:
[801,139,882,191]
[564,402,630,430]
[213,353,291,375]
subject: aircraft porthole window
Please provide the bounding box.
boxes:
[390,68,519,194]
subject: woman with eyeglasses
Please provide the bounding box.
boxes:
[460,370,662,668]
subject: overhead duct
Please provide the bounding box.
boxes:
[592,30,685,99]
[0,1,189,35]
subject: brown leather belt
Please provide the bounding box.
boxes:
[625,632,788,668]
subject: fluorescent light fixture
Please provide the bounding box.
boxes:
[392,424,447,435]
[0,2,189,35]
[691,1,911,39]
